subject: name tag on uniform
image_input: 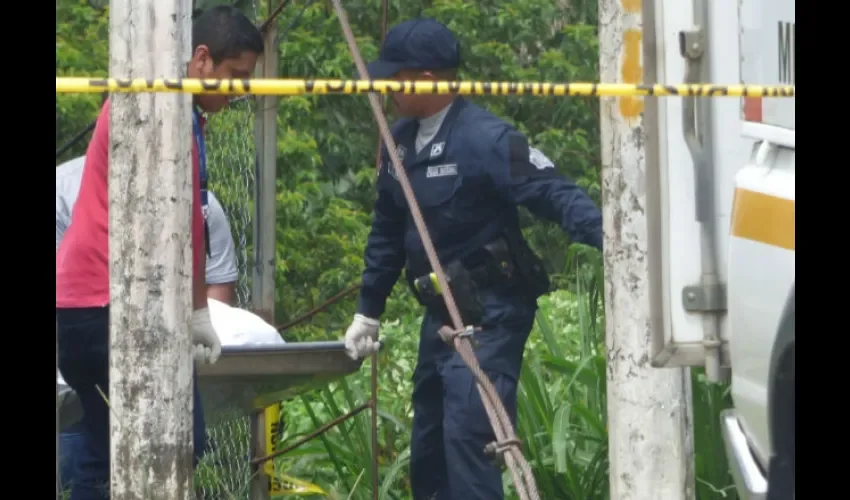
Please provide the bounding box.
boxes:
[426,163,458,178]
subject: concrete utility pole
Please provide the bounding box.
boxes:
[108,0,195,498]
[598,0,696,499]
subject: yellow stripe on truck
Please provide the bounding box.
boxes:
[730,188,795,251]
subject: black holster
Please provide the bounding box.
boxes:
[407,230,550,325]
[501,229,551,300]
[410,260,485,327]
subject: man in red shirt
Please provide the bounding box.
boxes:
[55,7,263,499]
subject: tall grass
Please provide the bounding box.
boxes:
[219,258,738,499]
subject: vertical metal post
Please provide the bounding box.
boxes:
[252,4,280,325]
[598,0,696,498]
[108,0,195,497]
[250,409,271,499]
[370,4,389,498]
[250,3,279,499]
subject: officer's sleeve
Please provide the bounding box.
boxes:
[356,161,406,319]
[490,130,603,250]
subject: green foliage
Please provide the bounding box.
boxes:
[56,0,109,164]
[257,0,607,338]
[272,262,737,500]
[55,0,739,498]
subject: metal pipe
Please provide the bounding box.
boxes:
[371,4,389,499]
[681,0,726,383]
[275,283,361,333]
[252,6,280,325]
[250,402,372,465]
[259,0,292,32]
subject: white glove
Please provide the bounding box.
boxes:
[344,314,380,360]
[191,308,222,365]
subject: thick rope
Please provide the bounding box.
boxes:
[329,2,541,498]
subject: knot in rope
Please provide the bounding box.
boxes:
[484,438,523,466]
[437,325,480,345]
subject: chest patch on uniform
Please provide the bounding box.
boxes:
[426,163,458,178]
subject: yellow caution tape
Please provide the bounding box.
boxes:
[55,77,795,98]
[264,404,328,497]
[270,474,327,497]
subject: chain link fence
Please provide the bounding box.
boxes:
[206,97,257,309]
[59,3,297,498]
[199,97,281,499]
[194,5,293,495]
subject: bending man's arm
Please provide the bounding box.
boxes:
[192,134,209,311]
[204,192,238,305]
[490,130,603,251]
[356,162,407,319]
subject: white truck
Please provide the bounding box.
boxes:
[642,0,795,498]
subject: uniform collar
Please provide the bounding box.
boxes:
[388,98,469,169]
[417,101,453,133]
[405,98,466,165]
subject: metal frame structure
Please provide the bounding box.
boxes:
[246,1,386,498]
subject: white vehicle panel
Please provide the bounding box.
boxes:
[706,0,755,345]
[727,143,795,465]
[739,0,795,130]
[649,0,752,362]
[653,0,703,349]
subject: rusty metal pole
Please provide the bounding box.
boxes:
[251,2,281,499]
[252,0,280,326]
[370,3,389,499]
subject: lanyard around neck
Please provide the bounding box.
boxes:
[192,108,211,257]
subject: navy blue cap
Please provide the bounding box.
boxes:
[364,18,461,79]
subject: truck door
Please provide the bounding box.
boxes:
[727,0,796,465]
[643,0,754,381]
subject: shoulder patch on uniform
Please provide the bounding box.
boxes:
[508,133,557,179]
[529,148,555,170]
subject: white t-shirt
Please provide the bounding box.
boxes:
[55,156,239,284]
[414,102,452,154]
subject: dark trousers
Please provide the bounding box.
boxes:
[409,300,535,500]
[59,423,85,495]
[56,307,207,500]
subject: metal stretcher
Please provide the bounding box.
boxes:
[197,341,362,425]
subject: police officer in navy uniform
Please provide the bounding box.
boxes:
[342,18,603,500]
